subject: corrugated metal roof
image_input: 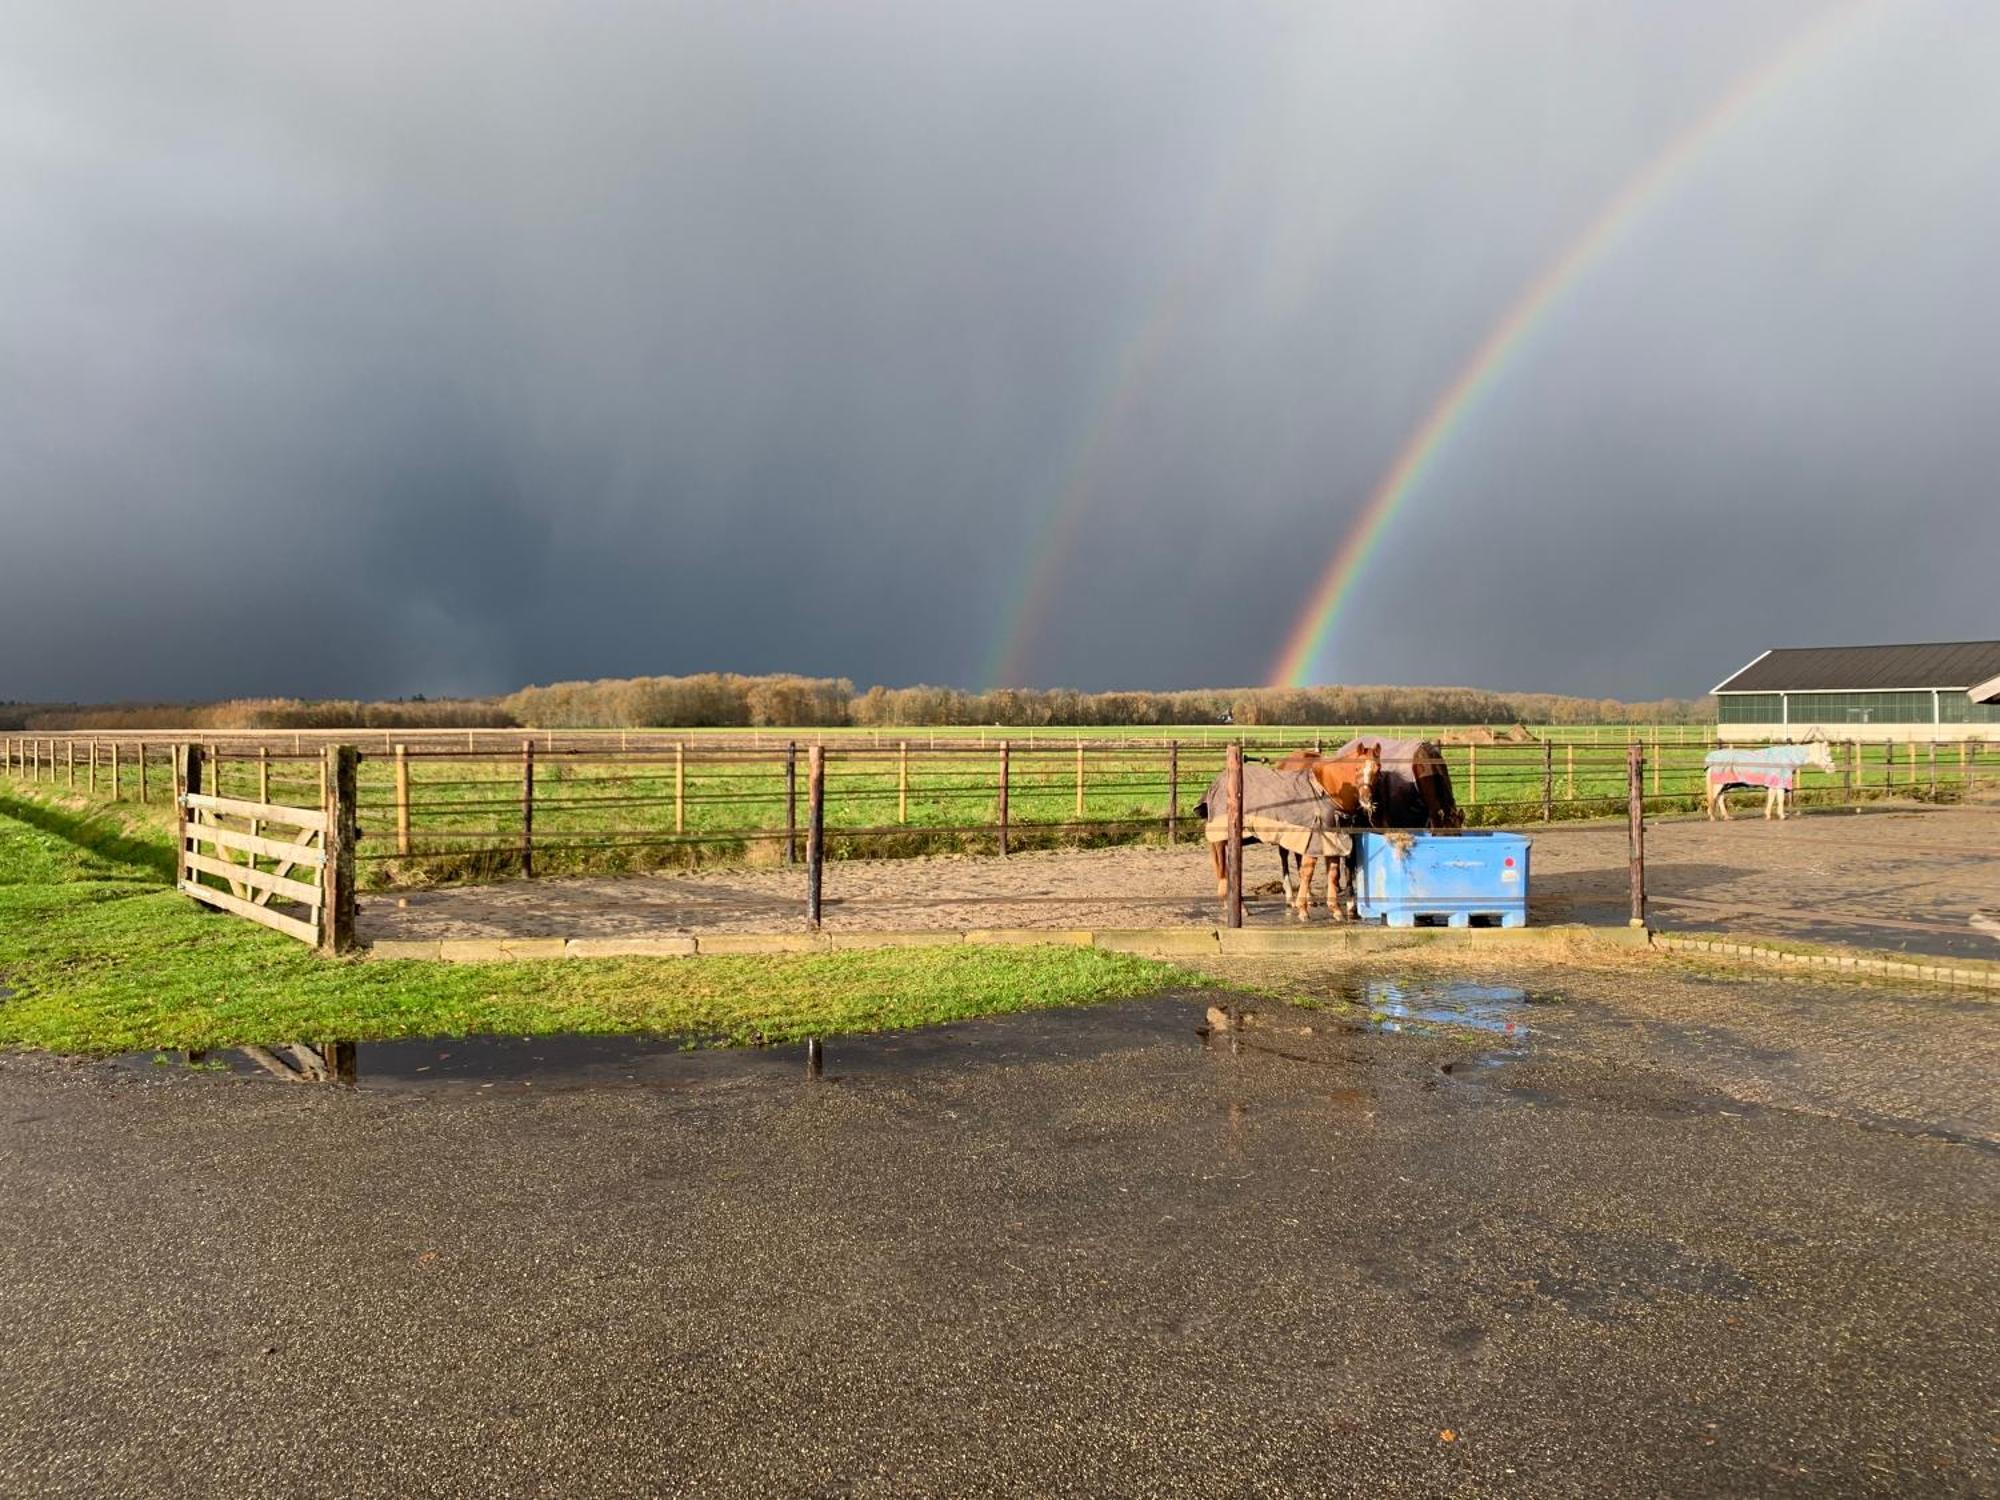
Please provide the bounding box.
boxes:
[1714,641,2000,694]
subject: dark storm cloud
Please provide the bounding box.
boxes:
[2,0,1995,703]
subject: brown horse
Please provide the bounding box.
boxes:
[1291,739,1463,830]
[1274,742,1383,820]
[1207,742,1381,918]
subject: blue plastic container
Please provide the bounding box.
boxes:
[1352,830,1530,928]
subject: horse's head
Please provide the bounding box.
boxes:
[1354,741,1383,820]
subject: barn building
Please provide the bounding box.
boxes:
[1713,640,2000,741]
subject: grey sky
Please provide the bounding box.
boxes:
[3,0,1995,703]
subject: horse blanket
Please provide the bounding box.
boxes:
[1703,744,1825,791]
[1332,737,1463,829]
[1197,763,1353,858]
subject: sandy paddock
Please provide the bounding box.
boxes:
[361,799,2000,959]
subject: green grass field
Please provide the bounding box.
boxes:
[0,787,1194,1055]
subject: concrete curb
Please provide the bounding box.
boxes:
[1651,931,2000,993]
[366,922,1652,964]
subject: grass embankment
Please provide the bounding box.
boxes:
[0,789,1194,1055]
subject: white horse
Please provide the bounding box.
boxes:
[1704,741,1835,821]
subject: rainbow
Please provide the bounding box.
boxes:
[983,23,1339,691]
[1269,0,1877,689]
[982,273,1194,689]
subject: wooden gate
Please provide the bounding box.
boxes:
[175,744,357,953]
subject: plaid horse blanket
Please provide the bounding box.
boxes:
[1197,762,1353,858]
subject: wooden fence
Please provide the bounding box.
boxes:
[6,728,1996,948]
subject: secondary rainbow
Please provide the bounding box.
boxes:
[1269,0,1877,689]
[981,276,1194,690]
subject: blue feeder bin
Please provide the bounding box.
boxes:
[1351,830,1530,928]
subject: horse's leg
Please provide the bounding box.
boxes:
[1704,776,1716,821]
[1295,856,1315,920]
[1210,839,1227,898]
[1279,846,1294,906]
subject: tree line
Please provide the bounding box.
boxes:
[10,675,1712,731]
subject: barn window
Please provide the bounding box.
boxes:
[1716,694,1782,723]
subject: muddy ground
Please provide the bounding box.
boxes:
[362,800,2000,960]
[1,955,1994,1497]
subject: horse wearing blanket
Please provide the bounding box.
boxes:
[1194,754,1367,920]
[1704,742,1834,821]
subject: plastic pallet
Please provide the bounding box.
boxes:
[1380,909,1527,930]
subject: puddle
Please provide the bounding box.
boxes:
[1347,978,1554,1039]
[105,995,1207,1092]
[100,984,1560,1094]
[1315,977,1559,1071]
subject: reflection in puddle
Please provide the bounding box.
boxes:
[106,996,1211,1092]
[1353,978,1551,1040]
[101,983,1560,1095]
[113,1033,807,1091]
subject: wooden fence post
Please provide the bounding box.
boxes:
[176,744,203,892]
[675,741,686,834]
[1167,741,1179,841]
[806,745,824,929]
[1843,740,1855,802]
[1565,744,1575,801]
[109,740,121,800]
[1959,740,1970,798]
[138,742,149,804]
[1226,742,1244,929]
[520,741,535,878]
[785,741,798,865]
[1075,739,1085,820]
[1467,745,1478,805]
[997,742,1010,856]
[1541,740,1553,822]
[1627,742,1646,928]
[70,740,79,791]
[898,740,909,824]
[1928,740,1937,799]
[320,746,358,956]
[394,744,411,857]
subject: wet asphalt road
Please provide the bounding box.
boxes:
[0,972,1995,1498]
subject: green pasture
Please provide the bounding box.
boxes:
[0,787,1192,1055]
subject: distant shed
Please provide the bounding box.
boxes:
[1713,641,2000,741]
